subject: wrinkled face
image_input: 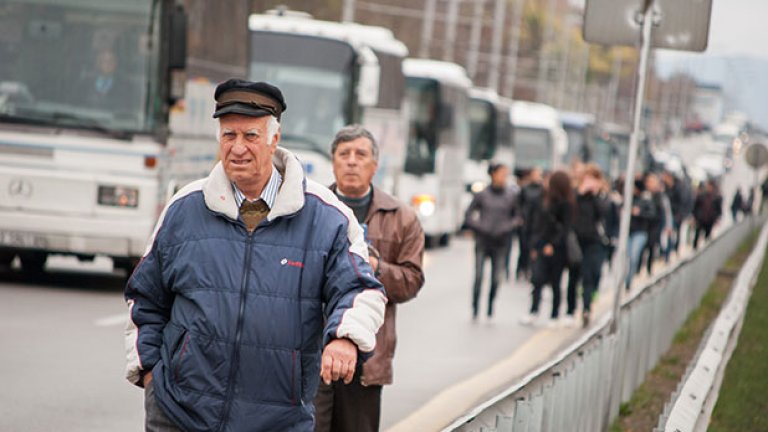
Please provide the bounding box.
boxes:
[332,137,378,197]
[219,114,278,190]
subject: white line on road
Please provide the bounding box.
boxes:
[94,313,126,327]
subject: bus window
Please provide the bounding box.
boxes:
[405,78,439,175]
[514,127,552,170]
[469,98,496,161]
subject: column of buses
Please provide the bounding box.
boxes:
[0,5,585,278]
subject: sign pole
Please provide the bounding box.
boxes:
[610,0,655,334]
[604,2,655,429]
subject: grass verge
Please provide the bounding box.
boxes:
[610,232,759,432]
[708,246,768,430]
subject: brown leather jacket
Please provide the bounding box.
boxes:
[334,185,425,386]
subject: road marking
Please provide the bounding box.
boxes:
[94,313,126,327]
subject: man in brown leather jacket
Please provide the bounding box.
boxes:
[314,125,425,432]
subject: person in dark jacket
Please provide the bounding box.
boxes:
[515,167,544,280]
[731,188,743,222]
[520,170,573,327]
[566,164,609,327]
[315,125,425,432]
[625,177,657,289]
[692,180,723,249]
[464,163,518,319]
[124,79,387,432]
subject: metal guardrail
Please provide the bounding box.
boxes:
[657,219,768,432]
[444,216,761,432]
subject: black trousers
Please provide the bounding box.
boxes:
[472,241,507,317]
[531,254,566,318]
[693,222,714,250]
[314,374,382,432]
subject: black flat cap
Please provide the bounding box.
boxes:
[212,78,287,120]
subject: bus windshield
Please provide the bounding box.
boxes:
[405,77,439,175]
[514,126,552,170]
[249,33,355,158]
[469,98,496,161]
[0,0,158,134]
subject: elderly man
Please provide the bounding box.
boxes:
[314,125,425,432]
[124,79,387,432]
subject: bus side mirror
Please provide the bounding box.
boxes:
[438,103,453,128]
[168,5,188,103]
[169,5,187,70]
[357,46,379,107]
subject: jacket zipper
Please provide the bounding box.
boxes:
[217,230,254,431]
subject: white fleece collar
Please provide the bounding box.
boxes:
[203,147,306,221]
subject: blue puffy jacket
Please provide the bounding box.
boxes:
[125,148,386,432]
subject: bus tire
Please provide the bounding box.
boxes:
[439,233,451,247]
[19,251,47,275]
[425,235,440,249]
[0,248,16,269]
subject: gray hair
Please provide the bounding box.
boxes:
[331,124,379,161]
[215,115,280,145]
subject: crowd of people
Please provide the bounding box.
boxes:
[464,159,738,329]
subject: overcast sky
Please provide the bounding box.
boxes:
[654,0,768,128]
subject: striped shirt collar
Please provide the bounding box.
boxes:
[232,164,282,209]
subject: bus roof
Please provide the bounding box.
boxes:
[403,58,472,89]
[511,101,560,129]
[559,111,596,128]
[248,13,408,57]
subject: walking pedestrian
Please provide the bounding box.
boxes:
[692,180,723,249]
[314,125,425,432]
[515,167,544,280]
[124,79,387,432]
[464,163,519,319]
[520,170,573,327]
[566,164,609,327]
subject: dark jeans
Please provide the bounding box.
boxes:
[516,232,530,278]
[693,223,714,250]
[473,241,507,317]
[145,382,182,432]
[314,373,382,432]
[566,242,605,315]
[530,254,566,318]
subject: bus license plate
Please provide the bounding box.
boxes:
[0,231,47,249]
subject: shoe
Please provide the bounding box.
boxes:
[561,315,577,328]
[582,311,591,328]
[545,318,560,329]
[519,313,537,326]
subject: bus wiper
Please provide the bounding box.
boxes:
[49,111,132,140]
[280,133,331,160]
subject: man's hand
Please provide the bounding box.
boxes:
[320,338,357,385]
[543,244,554,256]
[142,371,153,387]
[368,256,379,273]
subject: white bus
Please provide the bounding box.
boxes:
[246,11,409,193]
[0,0,201,274]
[511,101,567,172]
[559,110,595,166]
[466,87,514,195]
[401,59,471,247]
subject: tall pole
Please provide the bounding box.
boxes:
[503,0,525,98]
[420,0,438,58]
[605,2,655,429]
[535,0,556,104]
[555,11,575,108]
[341,0,355,22]
[487,0,507,91]
[467,0,485,79]
[443,0,461,62]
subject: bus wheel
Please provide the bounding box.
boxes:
[425,235,440,249]
[0,248,16,269]
[114,257,139,279]
[19,251,47,275]
[439,233,451,247]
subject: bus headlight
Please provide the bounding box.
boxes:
[98,185,139,208]
[470,181,486,194]
[411,194,436,218]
